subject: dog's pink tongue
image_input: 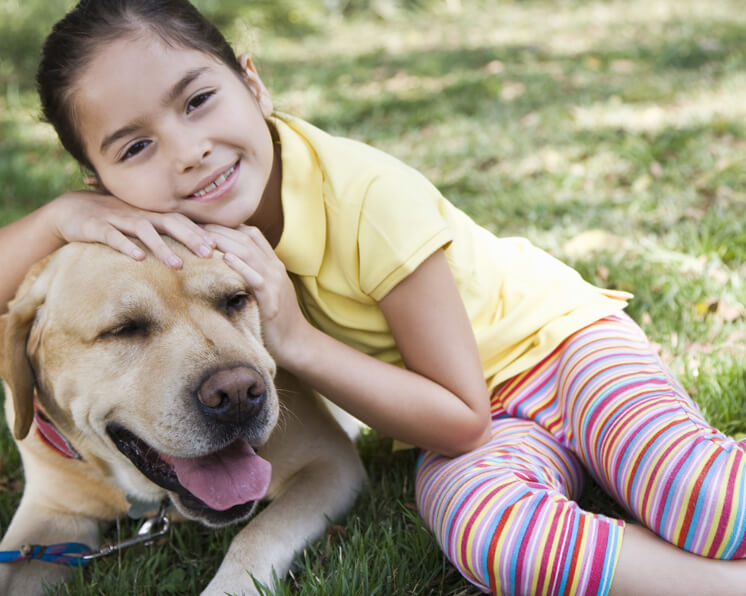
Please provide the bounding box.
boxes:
[162,439,271,511]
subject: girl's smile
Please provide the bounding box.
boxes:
[187,161,240,201]
[73,31,277,229]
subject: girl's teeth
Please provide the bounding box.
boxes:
[194,165,235,197]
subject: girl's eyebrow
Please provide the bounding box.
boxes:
[161,67,209,107]
[99,66,210,154]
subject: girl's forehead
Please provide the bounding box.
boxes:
[73,33,224,149]
[78,31,218,90]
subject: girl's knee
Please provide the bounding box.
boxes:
[416,454,623,595]
[415,419,584,522]
[629,439,746,559]
[414,420,614,594]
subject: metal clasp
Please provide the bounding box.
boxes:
[81,500,170,561]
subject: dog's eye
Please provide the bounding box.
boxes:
[100,320,150,340]
[222,292,251,315]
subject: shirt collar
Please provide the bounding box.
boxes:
[271,114,326,277]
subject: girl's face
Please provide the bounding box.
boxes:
[73,32,275,228]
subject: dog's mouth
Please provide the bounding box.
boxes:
[106,424,272,514]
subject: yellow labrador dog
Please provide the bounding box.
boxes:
[0,239,365,595]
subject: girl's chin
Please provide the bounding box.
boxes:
[182,183,264,227]
[192,204,259,228]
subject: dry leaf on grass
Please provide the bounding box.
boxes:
[694,297,744,322]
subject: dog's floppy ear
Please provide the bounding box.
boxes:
[0,312,7,379]
[2,260,53,440]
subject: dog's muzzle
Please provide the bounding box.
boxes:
[106,366,276,526]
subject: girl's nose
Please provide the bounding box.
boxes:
[175,138,212,173]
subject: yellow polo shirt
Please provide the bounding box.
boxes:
[271,113,631,390]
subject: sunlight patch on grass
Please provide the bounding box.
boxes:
[572,74,746,133]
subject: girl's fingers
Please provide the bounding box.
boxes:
[56,192,215,264]
[204,224,273,255]
[130,219,183,269]
[101,226,147,260]
[236,224,275,257]
[202,223,251,247]
[155,213,215,258]
[112,213,214,267]
[206,227,274,270]
[223,252,265,288]
[210,234,250,258]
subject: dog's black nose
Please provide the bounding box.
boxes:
[197,367,266,424]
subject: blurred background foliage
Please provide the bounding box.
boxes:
[0,0,448,91]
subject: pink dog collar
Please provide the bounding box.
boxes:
[34,404,81,460]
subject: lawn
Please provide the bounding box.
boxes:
[1,0,745,594]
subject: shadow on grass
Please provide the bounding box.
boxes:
[0,0,322,93]
[269,16,746,137]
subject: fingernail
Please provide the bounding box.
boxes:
[132,248,146,259]
[167,255,182,268]
[199,244,212,257]
[224,252,237,263]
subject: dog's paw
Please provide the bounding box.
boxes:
[0,561,70,596]
[200,571,267,596]
[200,583,262,596]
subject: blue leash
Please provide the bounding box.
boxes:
[0,500,170,567]
[0,542,95,567]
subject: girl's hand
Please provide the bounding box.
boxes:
[48,191,215,268]
[205,224,309,364]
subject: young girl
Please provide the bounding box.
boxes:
[2,1,745,594]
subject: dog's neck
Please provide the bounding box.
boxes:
[33,396,81,460]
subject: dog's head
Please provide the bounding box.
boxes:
[0,239,279,526]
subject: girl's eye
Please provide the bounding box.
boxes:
[187,91,215,114]
[121,140,150,162]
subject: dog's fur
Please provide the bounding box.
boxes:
[0,240,365,595]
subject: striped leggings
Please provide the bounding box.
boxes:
[415,313,746,595]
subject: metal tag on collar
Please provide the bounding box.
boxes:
[126,494,166,519]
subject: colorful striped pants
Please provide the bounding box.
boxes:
[415,313,746,595]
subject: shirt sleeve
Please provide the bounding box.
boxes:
[357,166,453,301]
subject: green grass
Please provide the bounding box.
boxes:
[1,0,746,593]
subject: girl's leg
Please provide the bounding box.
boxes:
[610,523,746,596]
[534,312,746,559]
[416,412,624,596]
[419,311,746,595]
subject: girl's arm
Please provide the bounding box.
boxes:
[290,249,491,455]
[0,191,214,314]
[0,201,66,313]
[214,225,491,456]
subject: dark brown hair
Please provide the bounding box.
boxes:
[37,0,243,172]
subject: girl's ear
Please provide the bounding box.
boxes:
[238,54,274,117]
[82,171,106,193]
